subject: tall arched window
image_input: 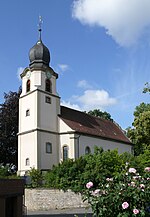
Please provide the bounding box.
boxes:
[63,146,68,161]
[85,146,91,155]
[45,79,52,93]
[26,79,30,92]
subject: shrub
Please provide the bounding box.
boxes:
[0,164,18,179]
[28,167,43,188]
[83,165,150,216]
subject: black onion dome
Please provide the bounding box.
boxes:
[29,40,50,67]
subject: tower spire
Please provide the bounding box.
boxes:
[38,15,43,41]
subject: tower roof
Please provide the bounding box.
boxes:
[29,40,50,68]
[29,16,50,68]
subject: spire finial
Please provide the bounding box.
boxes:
[38,15,43,41]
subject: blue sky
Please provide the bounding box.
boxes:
[0,0,149,129]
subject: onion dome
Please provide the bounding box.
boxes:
[29,40,50,68]
[29,16,50,68]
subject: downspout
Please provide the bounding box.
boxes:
[76,135,81,159]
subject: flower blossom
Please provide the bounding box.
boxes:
[133,209,140,214]
[106,178,113,181]
[131,182,136,187]
[145,167,150,172]
[122,202,129,209]
[129,168,136,173]
[91,189,100,196]
[140,184,145,189]
[86,181,93,189]
[133,176,140,180]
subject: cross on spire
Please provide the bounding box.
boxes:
[38,15,43,41]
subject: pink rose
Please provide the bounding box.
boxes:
[86,181,93,189]
[133,209,139,214]
[122,202,129,209]
[129,168,136,173]
[140,184,145,188]
[145,167,150,172]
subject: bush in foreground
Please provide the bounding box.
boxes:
[83,165,150,216]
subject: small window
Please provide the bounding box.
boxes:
[45,79,52,93]
[26,109,30,116]
[45,96,51,104]
[26,79,31,92]
[25,158,30,166]
[46,142,52,153]
[63,146,68,161]
[85,146,91,155]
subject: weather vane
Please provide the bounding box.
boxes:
[38,15,43,41]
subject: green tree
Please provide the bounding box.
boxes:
[0,88,21,165]
[87,109,113,121]
[143,82,150,93]
[127,103,150,155]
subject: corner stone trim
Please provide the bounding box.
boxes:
[25,189,88,211]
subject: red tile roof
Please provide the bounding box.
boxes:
[59,106,131,145]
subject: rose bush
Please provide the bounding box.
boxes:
[83,166,150,216]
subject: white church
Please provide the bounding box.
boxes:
[18,28,132,176]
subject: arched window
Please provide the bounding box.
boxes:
[45,79,52,93]
[26,109,30,116]
[63,146,68,161]
[26,79,30,92]
[25,158,30,166]
[85,146,91,155]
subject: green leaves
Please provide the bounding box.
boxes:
[0,87,21,165]
[127,102,150,156]
[83,166,150,216]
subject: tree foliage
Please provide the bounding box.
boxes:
[143,82,150,94]
[127,103,150,155]
[44,148,148,193]
[0,88,21,165]
[87,109,113,121]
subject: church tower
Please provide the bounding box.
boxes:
[18,21,60,175]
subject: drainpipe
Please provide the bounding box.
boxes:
[70,134,81,160]
[76,135,81,159]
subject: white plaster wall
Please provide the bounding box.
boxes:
[59,119,73,133]
[21,70,38,96]
[59,119,75,161]
[40,71,57,95]
[59,133,75,161]
[79,135,132,156]
[19,91,37,133]
[37,132,59,170]
[18,132,37,176]
[38,92,60,132]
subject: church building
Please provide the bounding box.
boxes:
[18,28,132,176]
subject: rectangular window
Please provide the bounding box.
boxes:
[45,96,51,104]
[46,142,52,153]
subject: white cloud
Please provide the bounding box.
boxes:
[61,100,81,110]
[77,80,92,89]
[72,0,150,46]
[17,67,24,80]
[61,89,117,111]
[58,64,69,72]
[76,89,117,110]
